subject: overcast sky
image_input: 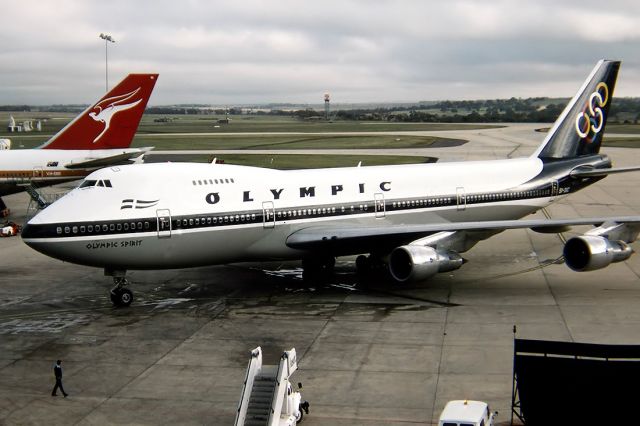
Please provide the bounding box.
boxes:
[2,0,640,105]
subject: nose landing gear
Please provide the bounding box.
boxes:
[109,276,133,307]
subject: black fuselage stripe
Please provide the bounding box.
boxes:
[22,179,579,240]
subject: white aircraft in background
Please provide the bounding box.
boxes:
[22,60,640,307]
[0,73,158,211]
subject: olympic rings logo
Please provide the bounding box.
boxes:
[575,82,609,139]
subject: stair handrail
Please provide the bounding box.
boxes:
[234,346,263,426]
[267,348,297,426]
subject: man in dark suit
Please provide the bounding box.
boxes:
[51,360,68,397]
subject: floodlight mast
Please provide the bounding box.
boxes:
[99,33,116,92]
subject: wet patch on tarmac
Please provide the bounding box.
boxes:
[0,313,93,335]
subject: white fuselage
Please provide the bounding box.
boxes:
[23,156,556,270]
[0,148,143,195]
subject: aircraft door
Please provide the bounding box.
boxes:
[456,187,466,211]
[374,193,385,218]
[156,209,172,238]
[262,201,275,229]
[550,180,559,199]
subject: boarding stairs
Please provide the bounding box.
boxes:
[235,347,306,426]
[245,366,279,425]
[23,183,49,209]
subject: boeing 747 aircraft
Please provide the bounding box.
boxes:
[0,73,158,211]
[22,60,640,307]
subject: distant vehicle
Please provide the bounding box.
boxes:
[0,73,158,211]
[438,400,497,426]
[22,60,640,307]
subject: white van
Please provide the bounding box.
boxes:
[438,400,496,426]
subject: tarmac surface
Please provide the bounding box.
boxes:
[2,123,640,425]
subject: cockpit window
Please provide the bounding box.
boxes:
[80,180,97,188]
[79,179,113,189]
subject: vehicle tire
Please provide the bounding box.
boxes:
[119,288,133,307]
[295,409,303,423]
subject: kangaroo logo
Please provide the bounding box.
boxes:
[88,88,143,143]
[575,82,609,141]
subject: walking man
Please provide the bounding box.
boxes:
[51,360,68,397]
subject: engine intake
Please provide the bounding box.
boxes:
[563,235,633,272]
[389,245,463,283]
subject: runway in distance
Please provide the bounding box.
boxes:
[22,60,640,307]
[0,73,158,210]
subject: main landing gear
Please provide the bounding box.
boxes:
[355,254,389,282]
[109,276,133,307]
[302,256,335,283]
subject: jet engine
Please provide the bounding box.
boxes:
[388,245,464,283]
[563,235,633,272]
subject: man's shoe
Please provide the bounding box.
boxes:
[63,393,68,398]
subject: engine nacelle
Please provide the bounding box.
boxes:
[563,235,633,272]
[389,245,464,283]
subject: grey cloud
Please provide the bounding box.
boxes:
[1,0,639,104]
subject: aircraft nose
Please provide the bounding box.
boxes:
[21,221,54,241]
[21,223,36,239]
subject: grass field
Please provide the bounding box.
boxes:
[602,138,640,148]
[146,153,437,169]
[0,112,499,136]
[132,134,465,150]
[0,113,470,150]
[607,124,640,134]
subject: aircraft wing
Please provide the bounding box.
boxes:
[286,216,640,252]
[64,149,151,169]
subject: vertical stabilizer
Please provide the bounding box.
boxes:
[534,60,620,159]
[41,74,158,150]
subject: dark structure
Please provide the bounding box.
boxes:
[512,338,640,425]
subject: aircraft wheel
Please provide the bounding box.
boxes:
[302,257,334,283]
[119,288,133,307]
[356,255,370,273]
[110,288,133,307]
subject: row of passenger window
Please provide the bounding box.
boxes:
[277,204,370,219]
[175,213,258,228]
[391,198,451,209]
[175,204,373,229]
[54,189,552,237]
[465,189,549,203]
[57,221,151,235]
[192,177,235,186]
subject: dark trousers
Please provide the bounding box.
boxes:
[51,378,67,396]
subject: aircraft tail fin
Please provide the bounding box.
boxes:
[40,74,158,150]
[533,60,620,160]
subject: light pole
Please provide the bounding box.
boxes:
[99,33,115,92]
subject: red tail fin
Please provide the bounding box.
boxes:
[41,74,158,150]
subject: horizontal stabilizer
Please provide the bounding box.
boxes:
[64,149,148,169]
[570,165,640,178]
